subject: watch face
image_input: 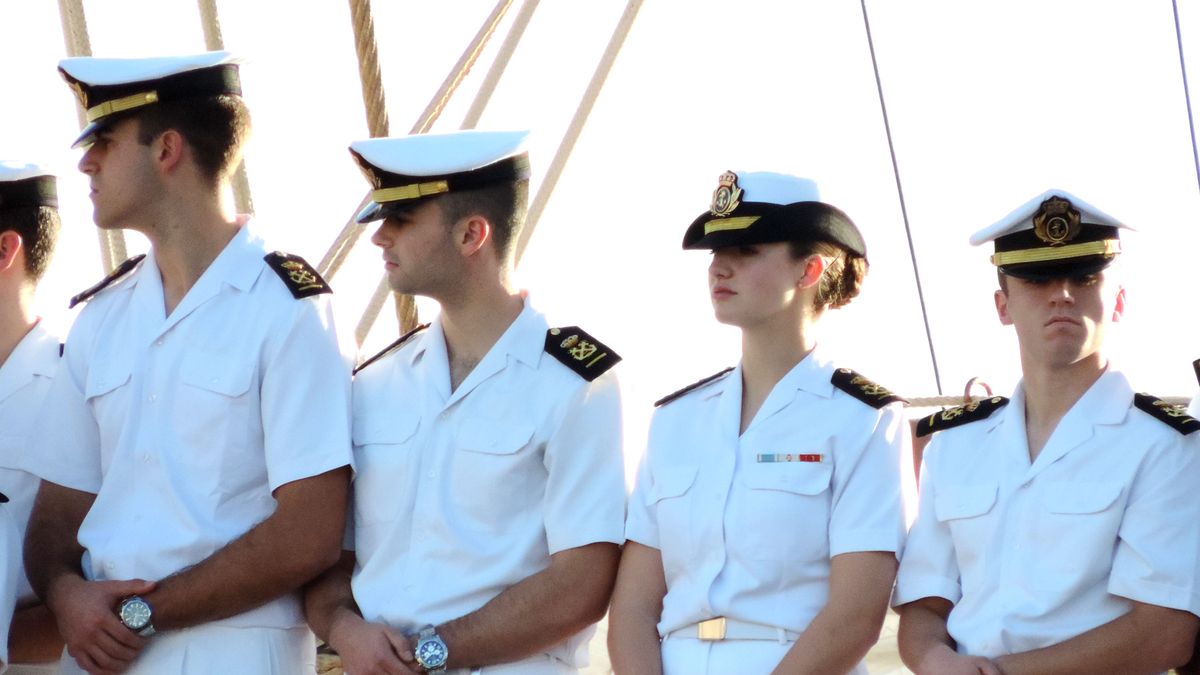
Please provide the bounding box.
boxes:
[415,636,448,668]
[119,598,152,630]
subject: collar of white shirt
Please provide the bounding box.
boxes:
[0,320,58,405]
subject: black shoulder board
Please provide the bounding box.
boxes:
[0,491,8,503]
[69,254,145,308]
[916,396,1009,438]
[1134,393,1200,436]
[655,367,734,407]
[831,368,907,409]
[59,343,65,357]
[264,252,331,299]
[353,323,430,376]
[544,326,621,382]
[1193,358,1199,385]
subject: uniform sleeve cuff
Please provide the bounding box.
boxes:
[830,527,902,558]
[1109,576,1200,617]
[892,576,961,609]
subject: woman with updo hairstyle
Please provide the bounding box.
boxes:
[608,171,909,674]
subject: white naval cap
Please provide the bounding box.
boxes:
[349,130,531,224]
[681,170,866,258]
[0,161,57,211]
[970,189,1130,280]
[58,51,242,148]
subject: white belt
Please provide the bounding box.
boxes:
[668,617,800,643]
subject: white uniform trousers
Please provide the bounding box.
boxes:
[8,663,59,674]
[661,637,868,675]
[444,653,574,675]
[57,625,314,675]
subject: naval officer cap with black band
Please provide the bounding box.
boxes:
[57,51,242,148]
[0,162,58,213]
[970,189,1130,281]
[349,130,531,224]
[682,170,867,259]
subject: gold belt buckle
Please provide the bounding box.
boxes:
[697,617,726,641]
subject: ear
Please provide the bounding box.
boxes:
[1111,285,1126,323]
[796,254,828,290]
[0,231,22,273]
[454,214,492,258]
[154,129,186,174]
[994,289,1013,325]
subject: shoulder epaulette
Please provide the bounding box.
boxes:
[544,326,621,382]
[655,367,734,407]
[1134,393,1200,436]
[1193,358,1199,385]
[916,396,1009,437]
[831,368,907,409]
[59,343,64,357]
[69,254,145,308]
[353,323,430,376]
[264,252,331,299]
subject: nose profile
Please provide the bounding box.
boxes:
[709,251,732,279]
[78,147,97,175]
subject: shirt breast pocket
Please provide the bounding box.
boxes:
[647,463,698,575]
[85,362,132,471]
[352,413,420,553]
[737,463,833,561]
[453,422,537,532]
[176,356,257,490]
[1034,481,1124,588]
[934,483,998,577]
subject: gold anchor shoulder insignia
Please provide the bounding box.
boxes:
[264,252,331,299]
[1134,393,1200,436]
[655,367,735,408]
[916,396,1010,438]
[69,254,146,308]
[353,323,431,376]
[545,326,621,382]
[831,368,908,409]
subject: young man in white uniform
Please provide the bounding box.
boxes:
[23,52,354,674]
[0,163,62,672]
[304,131,627,675]
[894,190,1200,674]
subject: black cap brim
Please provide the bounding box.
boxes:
[683,201,867,259]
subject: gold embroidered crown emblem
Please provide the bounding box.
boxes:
[709,170,743,217]
[1032,196,1081,246]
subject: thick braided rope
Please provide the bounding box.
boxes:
[196,0,255,216]
[57,0,129,273]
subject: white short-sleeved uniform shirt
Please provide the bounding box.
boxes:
[29,221,354,631]
[0,321,58,604]
[0,505,20,671]
[894,369,1200,658]
[350,298,625,669]
[1189,390,1198,417]
[625,349,909,651]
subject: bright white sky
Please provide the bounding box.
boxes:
[2,1,1199,475]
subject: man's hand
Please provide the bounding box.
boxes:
[46,575,154,675]
[327,606,420,675]
[916,644,1002,675]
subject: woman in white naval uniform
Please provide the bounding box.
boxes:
[608,171,910,675]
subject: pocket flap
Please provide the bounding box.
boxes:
[935,484,998,521]
[741,463,833,495]
[181,357,253,397]
[353,413,420,446]
[85,364,131,399]
[1044,482,1123,514]
[649,464,698,502]
[458,422,535,455]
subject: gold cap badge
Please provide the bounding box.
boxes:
[1032,196,1081,246]
[709,171,743,217]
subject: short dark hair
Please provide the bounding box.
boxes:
[438,179,529,263]
[133,95,251,184]
[1,206,60,281]
[788,239,868,309]
[997,270,1008,292]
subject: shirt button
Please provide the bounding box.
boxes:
[155,339,164,346]
[143,454,151,462]
[427,471,436,479]
[148,394,157,403]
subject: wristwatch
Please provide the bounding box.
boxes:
[117,596,155,636]
[413,625,448,674]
